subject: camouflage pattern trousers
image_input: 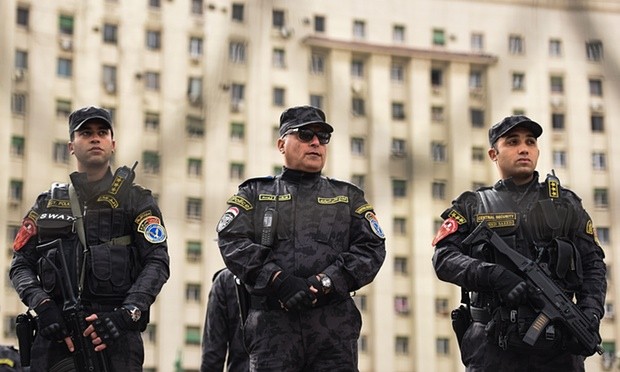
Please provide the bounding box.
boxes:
[244,298,361,372]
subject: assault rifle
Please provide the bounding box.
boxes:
[37,239,110,372]
[462,221,604,356]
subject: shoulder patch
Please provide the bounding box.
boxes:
[13,217,37,251]
[432,217,459,246]
[355,204,374,215]
[217,206,240,233]
[227,195,253,211]
[365,211,385,239]
[447,210,467,225]
[144,223,167,244]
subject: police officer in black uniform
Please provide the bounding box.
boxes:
[216,105,386,371]
[200,268,249,372]
[432,115,606,371]
[9,106,170,371]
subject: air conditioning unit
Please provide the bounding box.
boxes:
[189,93,202,104]
[590,101,604,111]
[231,100,245,113]
[14,69,25,81]
[279,26,293,39]
[550,96,563,108]
[59,37,73,51]
[104,82,116,94]
[351,80,364,95]
[190,53,201,63]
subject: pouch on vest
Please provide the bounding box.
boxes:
[547,237,583,291]
[86,241,133,297]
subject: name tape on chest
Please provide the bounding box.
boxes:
[475,213,517,228]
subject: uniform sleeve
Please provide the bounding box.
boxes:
[200,271,230,372]
[217,184,282,292]
[431,191,498,292]
[9,195,52,308]
[322,188,386,293]
[123,188,170,310]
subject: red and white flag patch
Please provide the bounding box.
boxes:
[432,217,458,246]
[13,218,37,251]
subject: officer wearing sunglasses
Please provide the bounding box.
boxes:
[216,105,386,372]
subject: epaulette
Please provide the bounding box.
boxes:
[326,177,363,192]
[212,267,228,282]
[239,175,276,188]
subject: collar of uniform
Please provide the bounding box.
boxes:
[69,167,114,200]
[494,171,539,192]
[280,167,321,184]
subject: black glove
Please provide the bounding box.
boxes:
[306,275,327,299]
[583,308,600,332]
[35,301,69,341]
[488,266,527,307]
[92,308,140,346]
[271,273,315,311]
[565,308,601,357]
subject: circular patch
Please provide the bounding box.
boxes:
[144,223,167,244]
[365,211,385,239]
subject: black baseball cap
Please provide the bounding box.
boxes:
[279,105,334,137]
[68,106,114,137]
[488,115,542,146]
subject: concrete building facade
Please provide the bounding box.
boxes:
[1,0,618,371]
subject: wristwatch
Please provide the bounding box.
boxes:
[318,273,332,291]
[122,305,142,322]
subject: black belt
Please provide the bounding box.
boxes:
[470,306,492,324]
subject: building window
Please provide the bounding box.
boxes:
[231,3,244,22]
[432,181,447,200]
[17,7,29,27]
[431,106,444,123]
[591,115,604,132]
[432,142,447,162]
[509,35,524,55]
[272,48,286,68]
[146,30,161,50]
[309,95,323,109]
[11,136,25,157]
[231,83,245,104]
[57,58,73,77]
[592,152,607,171]
[551,113,565,130]
[15,50,28,69]
[272,9,285,27]
[314,15,325,32]
[53,142,70,164]
[353,20,365,39]
[392,139,406,157]
[103,23,118,44]
[143,151,160,174]
[512,72,525,91]
[186,198,202,220]
[586,40,603,61]
[436,337,450,355]
[392,103,405,120]
[393,25,405,43]
[12,93,26,115]
[392,180,406,198]
[186,241,202,262]
[231,122,245,141]
[191,0,203,15]
[186,116,205,138]
[351,137,365,156]
[394,256,408,274]
[353,294,367,312]
[352,98,365,116]
[310,52,325,74]
[144,71,160,90]
[394,296,410,315]
[59,15,74,35]
[469,71,482,89]
[550,76,564,93]
[469,108,484,128]
[3,316,17,339]
[472,147,485,162]
[188,158,202,177]
[102,65,117,94]
[597,227,610,246]
[185,283,201,302]
[594,188,608,208]
[273,87,285,106]
[553,150,567,168]
[230,163,245,180]
[395,337,409,355]
[144,112,160,131]
[351,174,365,190]
[432,28,445,46]
[391,62,405,82]
[56,100,72,118]
[549,39,562,57]
[229,41,246,63]
[589,78,603,96]
[431,68,443,87]
[435,298,450,316]
[393,217,407,235]
[351,60,364,78]
[149,0,161,9]
[189,37,203,58]
[187,77,203,103]
[185,326,201,345]
[358,335,368,353]
[471,33,484,52]
[9,180,23,201]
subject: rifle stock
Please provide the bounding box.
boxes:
[463,222,604,356]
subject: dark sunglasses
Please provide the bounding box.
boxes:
[285,128,331,145]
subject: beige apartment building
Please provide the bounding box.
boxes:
[1,0,619,371]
